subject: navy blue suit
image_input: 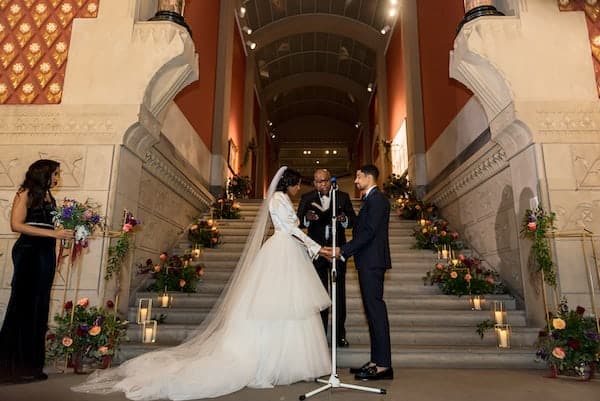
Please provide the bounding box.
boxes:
[340,187,391,367]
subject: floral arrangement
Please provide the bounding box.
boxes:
[423,255,504,297]
[227,174,252,199]
[413,218,462,251]
[46,298,128,370]
[536,299,600,377]
[383,172,411,200]
[52,198,103,260]
[138,252,205,293]
[521,206,557,286]
[188,219,220,248]
[395,196,437,221]
[212,198,241,219]
[105,211,141,281]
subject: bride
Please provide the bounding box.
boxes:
[72,166,332,400]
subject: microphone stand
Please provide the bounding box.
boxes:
[299,177,385,400]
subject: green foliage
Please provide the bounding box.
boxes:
[383,172,411,200]
[423,256,504,297]
[476,319,496,339]
[105,211,141,281]
[521,206,556,286]
[188,220,220,248]
[212,198,241,219]
[536,299,600,374]
[46,299,128,363]
[138,253,205,293]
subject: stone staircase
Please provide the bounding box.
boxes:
[119,199,542,369]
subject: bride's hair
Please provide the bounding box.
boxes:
[276,168,301,192]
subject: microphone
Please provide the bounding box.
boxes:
[331,176,338,190]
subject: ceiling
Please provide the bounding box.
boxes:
[235,0,398,177]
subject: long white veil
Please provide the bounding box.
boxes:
[72,166,289,397]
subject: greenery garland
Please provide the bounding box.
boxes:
[521,206,556,287]
[104,211,140,281]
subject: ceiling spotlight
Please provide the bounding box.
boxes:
[243,26,252,35]
[367,83,373,92]
[246,41,256,50]
[380,25,390,35]
[267,120,273,126]
[271,133,276,139]
[316,160,320,164]
[325,150,330,155]
[307,150,312,154]
[239,6,246,18]
[389,8,397,17]
[333,150,337,155]
[355,122,361,128]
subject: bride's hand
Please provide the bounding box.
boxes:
[319,247,333,261]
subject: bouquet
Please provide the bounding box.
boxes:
[52,198,103,260]
[188,219,220,248]
[212,198,241,219]
[46,298,128,372]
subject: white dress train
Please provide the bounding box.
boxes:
[72,185,331,400]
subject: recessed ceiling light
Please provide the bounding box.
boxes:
[243,26,252,35]
[389,8,396,17]
[246,41,256,50]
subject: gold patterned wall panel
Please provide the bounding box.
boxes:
[0,0,100,104]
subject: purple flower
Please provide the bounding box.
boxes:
[62,207,73,219]
[91,215,101,224]
[528,214,536,223]
[431,236,438,243]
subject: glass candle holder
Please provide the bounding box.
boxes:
[492,300,507,324]
[192,246,202,259]
[470,295,484,311]
[137,298,152,324]
[142,320,157,343]
[495,324,511,348]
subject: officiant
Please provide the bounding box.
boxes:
[297,168,356,347]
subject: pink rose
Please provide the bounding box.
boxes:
[486,277,495,284]
[153,265,161,272]
[552,347,566,359]
[122,223,133,232]
[459,254,466,261]
[62,336,73,347]
[450,271,458,279]
[527,222,537,231]
[98,346,109,355]
[77,298,89,307]
[452,232,459,239]
[436,263,443,270]
[440,231,447,236]
[464,273,472,282]
[179,279,186,288]
[159,253,168,262]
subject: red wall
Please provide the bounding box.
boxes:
[173,1,220,149]
[386,25,407,141]
[228,21,246,174]
[417,0,473,150]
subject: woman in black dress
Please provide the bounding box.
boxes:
[0,159,74,384]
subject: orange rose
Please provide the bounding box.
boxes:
[552,318,566,330]
[98,346,109,355]
[62,336,73,347]
[435,263,443,270]
[527,222,537,231]
[159,253,168,261]
[179,279,186,288]
[89,325,101,336]
[464,273,472,282]
[77,297,89,307]
[153,265,161,272]
[450,271,458,279]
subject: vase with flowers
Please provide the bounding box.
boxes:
[46,298,128,373]
[536,299,600,380]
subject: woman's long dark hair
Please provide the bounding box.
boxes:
[19,159,60,208]
[276,168,301,192]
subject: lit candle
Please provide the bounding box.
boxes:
[441,249,449,259]
[139,307,148,322]
[192,247,201,258]
[498,328,509,348]
[160,294,170,308]
[143,327,154,343]
[451,259,458,266]
[472,297,481,310]
[420,219,426,226]
[494,311,505,324]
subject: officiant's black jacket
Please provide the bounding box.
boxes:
[297,189,356,248]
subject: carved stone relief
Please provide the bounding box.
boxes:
[572,144,600,188]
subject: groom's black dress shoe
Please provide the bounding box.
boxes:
[354,367,394,381]
[349,362,373,374]
[337,338,349,348]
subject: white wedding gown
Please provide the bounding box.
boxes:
[72,167,331,400]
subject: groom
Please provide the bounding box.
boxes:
[330,164,392,381]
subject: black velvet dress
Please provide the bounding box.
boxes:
[0,199,56,381]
